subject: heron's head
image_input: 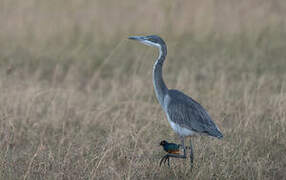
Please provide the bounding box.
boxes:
[128,35,165,48]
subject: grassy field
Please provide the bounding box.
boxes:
[0,0,286,179]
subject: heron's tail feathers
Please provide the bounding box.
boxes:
[207,127,223,139]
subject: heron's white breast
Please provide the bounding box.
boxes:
[162,94,196,136]
[165,113,196,137]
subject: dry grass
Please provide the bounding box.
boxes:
[0,0,286,179]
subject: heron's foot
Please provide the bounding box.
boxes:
[159,153,187,167]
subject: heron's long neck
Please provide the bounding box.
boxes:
[153,46,168,106]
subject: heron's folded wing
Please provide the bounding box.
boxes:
[167,90,222,138]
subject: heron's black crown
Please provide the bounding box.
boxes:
[144,35,166,45]
[128,35,166,46]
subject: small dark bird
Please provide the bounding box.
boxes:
[160,140,180,154]
[159,140,181,166]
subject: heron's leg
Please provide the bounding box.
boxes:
[181,137,186,157]
[190,138,194,168]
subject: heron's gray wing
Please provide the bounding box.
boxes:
[166,90,223,138]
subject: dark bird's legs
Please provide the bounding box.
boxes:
[160,137,186,167]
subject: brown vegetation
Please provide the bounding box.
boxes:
[0,0,286,179]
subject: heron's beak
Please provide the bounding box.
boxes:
[128,36,145,41]
[128,35,158,48]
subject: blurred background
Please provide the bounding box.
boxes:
[1,0,286,78]
[0,0,286,179]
